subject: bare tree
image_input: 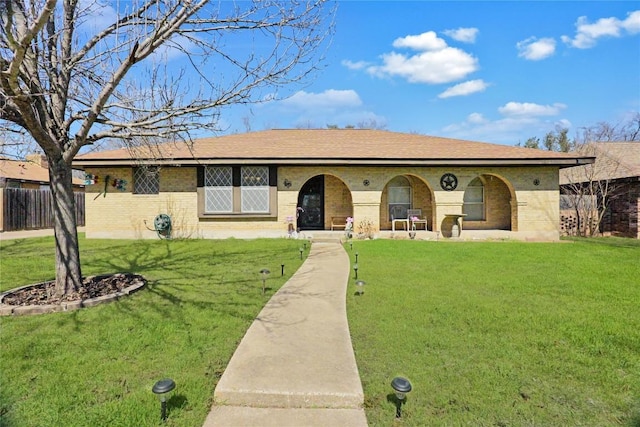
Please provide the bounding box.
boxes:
[576,113,640,143]
[561,143,630,236]
[0,0,334,296]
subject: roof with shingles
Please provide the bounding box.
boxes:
[75,129,594,167]
[560,142,640,184]
[0,158,85,186]
[0,158,51,182]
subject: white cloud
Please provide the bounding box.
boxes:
[347,31,479,85]
[341,60,369,71]
[280,89,363,110]
[562,10,640,49]
[622,10,640,32]
[254,89,378,130]
[467,112,487,124]
[516,37,556,60]
[368,48,478,84]
[441,102,571,144]
[438,79,489,98]
[443,27,479,43]
[498,102,566,117]
[392,31,447,50]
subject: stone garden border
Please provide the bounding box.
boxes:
[0,274,146,316]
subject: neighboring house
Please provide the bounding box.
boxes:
[0,154,85,190]
[560,142,640,239]
[0,155,85,231]
[74,129,594,240]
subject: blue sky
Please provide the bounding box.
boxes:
[222,1,640,146]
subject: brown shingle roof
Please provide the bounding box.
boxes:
[0,158,51,183]
[0,158,85,186]
[75,129,594,167]
[560,142,640,184]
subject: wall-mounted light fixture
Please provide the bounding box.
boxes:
[363,179,370,186]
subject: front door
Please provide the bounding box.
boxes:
[297,175,324,230]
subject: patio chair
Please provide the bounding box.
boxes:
[407,209,428,230]
[390,205,409,232]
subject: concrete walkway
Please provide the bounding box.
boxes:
[203,242,367,427]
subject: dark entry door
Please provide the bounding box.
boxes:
[297,175,324,230]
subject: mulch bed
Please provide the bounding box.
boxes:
[2,273,146,306]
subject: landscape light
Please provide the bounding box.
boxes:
[299,247,303,260]
[353,263,358,279]
[152,378,176,422]
[355,280,365,296]
[260,268,270,295]
[391,377,412,418]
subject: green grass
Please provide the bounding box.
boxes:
[0,236,306,427]
[346,238,640,426]
[2,236,639,426]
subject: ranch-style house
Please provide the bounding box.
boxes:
[74,129,595,240]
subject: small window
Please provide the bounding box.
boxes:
[205,166,233,213]
[133,167,159,194]
[388,175,411,219]
[463,177,484,220]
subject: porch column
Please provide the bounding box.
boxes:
[277,189,299,222]
[351,190,382,233]
[434,190,464,232]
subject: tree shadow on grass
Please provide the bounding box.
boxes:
[63,239,308,327]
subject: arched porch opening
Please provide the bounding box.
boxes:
[462,174,517,231]
[379,174,434,230]
[297,174,353,231]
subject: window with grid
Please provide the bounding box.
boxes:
[463,178,485,220]
[388,176,411,219]
[205,167,233,213]
[241,166,269,213]
[133,167,159,194]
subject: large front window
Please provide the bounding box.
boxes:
[203,166,271,214]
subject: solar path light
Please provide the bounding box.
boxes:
[355,280,365,296]
[299,247,304,260]
[152,378,176,422]
[391,376,412,418]
[260,268,270,295]
[353,263,359,279]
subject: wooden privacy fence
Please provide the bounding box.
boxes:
[1,188,85,232]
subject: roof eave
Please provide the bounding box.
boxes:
[74,156,596,168]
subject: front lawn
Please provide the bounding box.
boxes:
[346,238,640,426]
[2,236,638,426]
[0,236,306,426]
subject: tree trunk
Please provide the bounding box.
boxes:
[49,156,82,297]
